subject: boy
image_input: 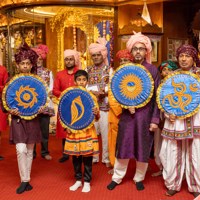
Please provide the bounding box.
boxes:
[6,43,45,194]
[64,70,100,193]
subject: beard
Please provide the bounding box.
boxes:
[66,65,75,70]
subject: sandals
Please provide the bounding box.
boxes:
[165,189,177,196]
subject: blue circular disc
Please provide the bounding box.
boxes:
[111,64,154,107]
[58,88,95,131]
[157,72,200,118]
[4,74,48,118]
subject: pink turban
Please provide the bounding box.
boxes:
[126,31,152,63]
[64,49,81,69]
[88,38,109,66]
[116,49,134,62]
[32,44,48,60]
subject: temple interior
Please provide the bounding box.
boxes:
[0,0,200,75]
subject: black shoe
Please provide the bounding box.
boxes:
[59,156,69,163]
[107,181,118,190]
[0,156,4,161]
[26,183,33,191]
[16,182,28,194]
[193,192,200,198]
[136,181,145,191]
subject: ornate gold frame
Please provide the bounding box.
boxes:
[49,7,114,71]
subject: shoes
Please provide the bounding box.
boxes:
[16,182,28,194]
[82,182,90,193]
[136,181,145,191]
[92,159,99,164]
[107,181,118,190]
[193,192,200,198]
[26,183,33,191]
[165,189,177,196]
[69,181,82,191]
[59,156,69,163]
[0,156,4,161]
[43,155,52,160]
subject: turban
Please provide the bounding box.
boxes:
[176,44,199,67]
[64,49,81,69]
[32,44,48,60]
[15,42,38,66]
[88,38,109,66]
[158,60,178,73]
[126,31,152,63]
[116,49,134,62]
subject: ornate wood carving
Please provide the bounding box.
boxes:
[118,23,163,35]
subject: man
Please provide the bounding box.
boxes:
[87,38,111,167]
[0,65,8,160]
[53,49,81,163]
[159,45,200,198]
[32,44,55,160]
[107,32,160,191]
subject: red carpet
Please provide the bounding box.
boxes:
[0,130,194,200]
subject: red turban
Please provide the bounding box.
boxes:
[126,31,152,63]
[15,42,38,66]
[88,38,109,66]
[116,49,134,61]
[176,44,199,67]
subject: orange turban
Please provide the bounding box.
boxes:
[126,31,152,63]
[88,38,109,66]
[64,49,81,69]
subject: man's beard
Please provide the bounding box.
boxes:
[66,65,75,70]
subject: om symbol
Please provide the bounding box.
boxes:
[162,78,198,112]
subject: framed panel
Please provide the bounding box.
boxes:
[167,38,188,61]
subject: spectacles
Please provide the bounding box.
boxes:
[132,47,147,52]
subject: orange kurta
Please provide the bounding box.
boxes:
[108,90,122,166]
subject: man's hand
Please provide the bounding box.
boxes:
[149,123,158,132]
[38,106,46,114]
[169,114,176,123]
[128,106,135,114]
[10,108,20,116]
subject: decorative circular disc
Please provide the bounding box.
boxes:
[157,71,200,118]
[2,73,48,120]
[58,87,96,133]
[110,63,154,108]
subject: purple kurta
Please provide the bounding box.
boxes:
[116,61,160,162]
[10,116,41,144]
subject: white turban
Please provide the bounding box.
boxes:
[64,49,81,69]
